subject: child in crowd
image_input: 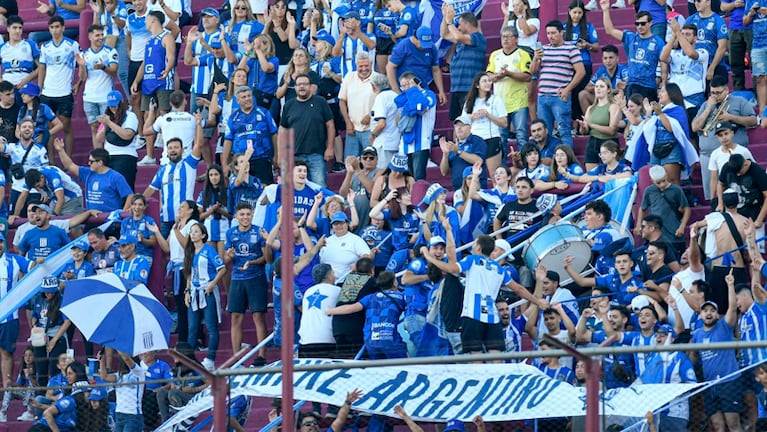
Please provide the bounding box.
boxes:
[2,346,37,421]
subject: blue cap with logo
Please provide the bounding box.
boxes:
[107,90,123,107]
[416,26,433,48]
[418,183,447,207]
[444,420,465,432]
[201,7,220,18]
[330,211,349,224]
[88,387,108,401]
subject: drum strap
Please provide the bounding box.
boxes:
[721,211,745,259]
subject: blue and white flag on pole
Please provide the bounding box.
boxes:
[419,0,488,59]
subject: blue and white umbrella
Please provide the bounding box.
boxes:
[61,273,173,356]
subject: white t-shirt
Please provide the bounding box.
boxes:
[298,282,340,345]
[461,94,506,140]
[509,16,540,51]
[170,219,196,263]
[370,89,400,152]
[115,364,145,415]
[668,47,708,101]
[667,266,706,329]
[105,111,140,157]
[708,144,754,174]
[40,38,80,98]
[82,45,119,104]
[152,110,195,164]
[319,232,371,283]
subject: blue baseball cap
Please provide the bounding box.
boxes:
[416,27,433,48]
[19,82,40,97]
[330,211,349,224]
[201,7,220,18]
[343,10,360,20]
[444,420,465,432]
[312,29,335,46]
[107,90,123,107]
[88,387,108,401]
[209,36,223,49]
[30,203,52,214]
[71,239,90,251]
[118,233,138,245]
[656,323,677,339]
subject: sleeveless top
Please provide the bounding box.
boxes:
[588,102,617,140]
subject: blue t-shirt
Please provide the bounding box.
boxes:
[78,167,132,211]
[447,134,487,190]
[272,275,303,347]
[142,30,175,94]
[622,31,665,89]
[691,319,740,382]
[143,359,171,390]
[359,290,406,348]
[594,273,643,305]
[275,184,320,217]
[565,22,599,65]
[590,64,629,89]
[225,225,266,279]
[113,256,152,284]
[228,174,262,215]
[373,8,398,39]
[389,38,439,86]
[538,364,577,385]
[403,257,430,316]
[247,56,279,94]
[750,2,767,49]
[18,226,70,261]
[381,209,418,251]
[350,0,376,28]
[225,106,278,160]
[724,0,750,29]
[60,261,95,282]
[360,225,392,268]
[685,13,728,64]
[120,215,156,258]
[35,395,77,431]
[191,244,225,289]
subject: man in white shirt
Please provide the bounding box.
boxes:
[38,16,81,157]
[142,90,199,164]
[338,52,379,158]
[77,24,119,145]
[709,121,755,210]
[369,73,399,168]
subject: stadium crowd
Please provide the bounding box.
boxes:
[0,0,765,430]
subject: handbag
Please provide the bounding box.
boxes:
[30,327,46,347]
[10,141,35,180]
[652,141,675,159]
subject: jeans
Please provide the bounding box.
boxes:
[730,29,753,91]
[115,412,144,432]
[403,314,426,357]
[502,108,529,152]
[537,94,573,148]
[344,130,371,158]
[188,292,219,361]
[407,150,430,181]
[112,36,130,96]
[297,153,327,187]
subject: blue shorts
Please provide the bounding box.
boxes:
[227,275,268,314]
[83,101,108,125]
[0,320,19,353]
[650,141,684,167]
[752,47,767,77]
[703,378,743,416]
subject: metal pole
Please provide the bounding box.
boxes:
[281,127,296,432]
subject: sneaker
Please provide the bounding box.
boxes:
[330,162,346,173]
[612,0,625,7]
[252,356,267,367]
[17,411,36,421]
[201,358,215,370]
[584,0,598,10]
[0,411,7,422]
[138,155,156,165]
[134,136,147,150]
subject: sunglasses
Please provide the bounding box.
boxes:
[302,421,318,427]
[234,5,247,9]
[635,21,649,26]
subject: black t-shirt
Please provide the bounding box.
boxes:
[0,102,20,143]
[637,240,678,279]
[495,200,539,238]
[280,95,333,154]
[0,0,18,17]
[719,161,767,221]
[281,71,320,104]
[332,275,377,342]
[440,273,464,333]
[270,31,293,65]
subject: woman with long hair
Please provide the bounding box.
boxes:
[120,194,157,263]
[95,90,139,189]
[564,0,599,119]
[146,200,200,345]
[226,0,264,54]
[369,186,419,272]
[502,0,539,119]
[516,143,551,181]
[263,0,300,78]
[298,7,324,52]
[239,34,281,119]
[644,83,690,185]
[16,83,63,146]
[28,362,91,432]
[617,92,648,163]
[462,72,508,175]
[576,77,621,171]
[90,0,129,94]
[538,144,584,191]
[369,155,415,208]
[276,47,319,101]
[98,350,146,431]
[567,140,632,184]
[197,164,231,257]
[464,165,517,233]
[183,223,226,370]
[209,68,249,165]
[418,183,461,245]
[30,278,71,386]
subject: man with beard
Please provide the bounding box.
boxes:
[576,306,636,389]
[2,118,48,217]
[142,135,204,238]
[690,281,742,432]
[17,203,69,265]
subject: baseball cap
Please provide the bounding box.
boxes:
[630,295,650,313]
[714,121,735,134]
[201,7,220,18]
[444,420,465,432]
[416,26,433,48]
[71,239,90,251]
[118,233,138,245]
[536,193,558,213]
[453,114,472,125]
[209,37,223,49]
[656,323,677,339]
[88,387,108,401]
[343,10,360,20]
[418,183,447,207]
[462,166,473,178]
[701,300,719,312]
[30,203,52,214]
[330,211,349,224]
[361,146,378,156]
[429,236,446,247]
[106,90,123,107]
[313,29,335,46]
[495,239,512,255]
[19,82,40,97]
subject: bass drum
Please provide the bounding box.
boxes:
[522,223,591,282]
